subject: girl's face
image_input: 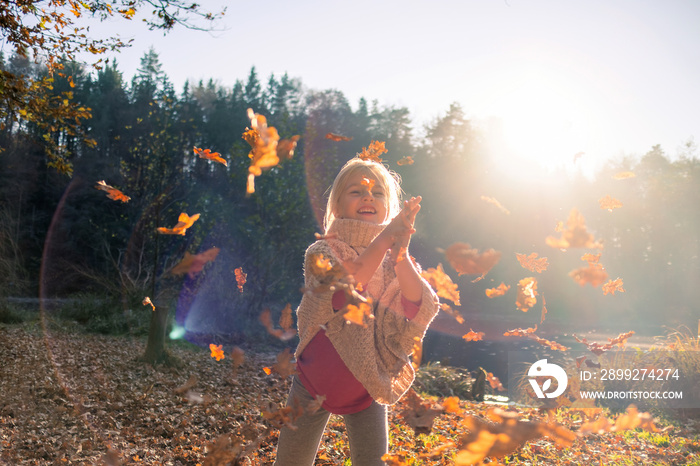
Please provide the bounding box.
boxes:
[334,172,388,224]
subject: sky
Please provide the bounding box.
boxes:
[66,0,700,176]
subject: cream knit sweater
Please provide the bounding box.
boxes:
[295,218,440,405]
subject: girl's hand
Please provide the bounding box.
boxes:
[387,196,422,262]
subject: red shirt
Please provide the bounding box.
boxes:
[296,291,420,414]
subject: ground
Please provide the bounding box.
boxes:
[1,319,699,465]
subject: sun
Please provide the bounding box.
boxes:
[487,67,594,175]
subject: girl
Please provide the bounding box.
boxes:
[274,157,439,465]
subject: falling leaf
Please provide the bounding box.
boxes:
[157,212,200,235]
[581,252,602,266]
[515,277,538,312]
[142,296,155,311]
[599,194,623,212]
[441,396,462,414]
[170,247,220,278]
[95,180,130,203]
[325,132,352,141]
[529,335,569,352]
[569,263,609,288]
[462,329,485,342]
[173,374,198,395]
[503,325,537,337]
[357,140,387,162]
[613,171,636,180]
[360,176,376,191]
[194,146,227,166]
[343,300,374,327]
[602,278,625,295]
[397,155,414,166]
[540,295,547,324]
[421,263,460,306]
[486,372,505,391]
[485,282,510,298]
[516,252,549,273]
[410,337,422,370]
[575,355,587,368]
[480,195,511,215]
[455,407,575,465]
[259,306,297,341]
[545,209,603,249]
[243,108,299,194]
[443,242,501,278]
[231,346,245,375]
[210,343,225,361]
[399,389,443,435]
[439,303,465,324]
[263,348,296,378]
[573,331,635,355]
[234,267,247,292]
[261,400,303,430]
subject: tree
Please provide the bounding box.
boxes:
[0,0,225,175]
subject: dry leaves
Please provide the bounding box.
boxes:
[443,242,501,278]
[421,263,461,306]
[546,209,603,249]
[157,212,200,235]
[95,180,130,203]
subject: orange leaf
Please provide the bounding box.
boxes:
[209,343,225,361]
[396,155,414,166]
[439,303,465,324]
[157,212,200,235]
[357,140,387,163]
[540,295,547,324]
[485,282,510,298]
[170,247,220,278]
[462,329,485,342]
[569,262,609,288]
[193,146,227,166]
[234,267,246,292]
[480,195,511,215]
[343,300,374,327]
[545,208,603,249]
[441,396,462,414]
[444,242,501,278]
[325,132,352,141]
[602,277,625,295]
[515,277,538,312]
[503,325,537,337]
[399,389,443,435]
[515,252,549,273]
[599,194,623,212]
[421,263,460,306]
[486,372,505,391]
[360,176,376,191]
[142,296,155,311]
[263,348,296,378]
[95,180,130,203]
[613,171,636,180]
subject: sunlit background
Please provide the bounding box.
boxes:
[81,0,700,178]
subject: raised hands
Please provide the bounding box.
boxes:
[386,196,422,264]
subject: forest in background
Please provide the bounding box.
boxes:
[1,48,699,341]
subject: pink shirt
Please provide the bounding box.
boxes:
[296,291,421,414]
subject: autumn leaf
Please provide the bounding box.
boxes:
[325,132,352,141]
[343,300,374,327]
[613,171,636,180]
[157,212,200,235]
[439,303,465,324]
[357,140,387,162]
[263,348,296,378]
[443,242,501,278]
[516,252,549,273]
[231,346,245,375]
[462,329,485,342]
[209,343,225,361]
[261,400,302,430]
[170,247,220,278]
[360,176,376,191]
[243,108,299,194]
[515,277,538,312]
[396,155,414,166]
[259,306,297,341]
[602,278,625,295]
[455,408,575,465]
[540,295,547,324]
[569,263,609,288]
[410,337,422,371]
[485,282,510,298]
[545,208,603,249]
[95,180,130,203]
[399,389,443,435]
[421,263,460,306]
[486,372,505,391]
[304,253,356,295]
[193,146,227,166]
[234,267,247,292]
[599,194,623,212]
[480,195,511,215]
[142,296,155,311]
[573,331,635,355]
[503,325,537,337]
[529,335,569,352]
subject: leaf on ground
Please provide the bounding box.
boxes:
[399,389,444,435]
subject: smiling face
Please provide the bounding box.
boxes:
[334,172,388,224]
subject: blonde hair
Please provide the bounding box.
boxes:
[324,158,403,231]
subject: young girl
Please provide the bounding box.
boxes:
[274,157,439,465]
